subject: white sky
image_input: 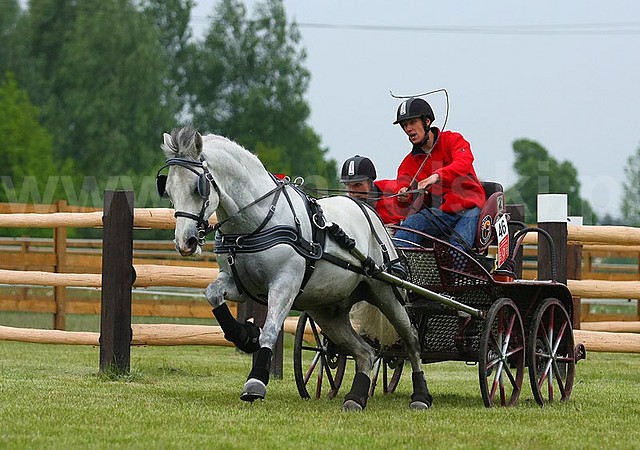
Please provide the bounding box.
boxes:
[194,1,640,218]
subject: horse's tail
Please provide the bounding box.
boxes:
[162,125,202,159]
[350,301,400,347]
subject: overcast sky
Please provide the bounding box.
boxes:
[191,1,640,218]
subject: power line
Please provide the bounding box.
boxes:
[292,21,640,36]
[5,0,640,37]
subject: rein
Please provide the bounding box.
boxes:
[158,155,403,305]
[309,187,425,202]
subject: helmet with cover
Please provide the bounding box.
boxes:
[340,155,377,183]
[393,97,435,125]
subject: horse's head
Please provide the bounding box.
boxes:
[157,127,220,257]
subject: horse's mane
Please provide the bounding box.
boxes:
[161,125,201,159]
[161,126,265,175]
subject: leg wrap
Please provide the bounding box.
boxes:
[212,304,260,353]
[411,371,433,407]
[247,347,272,386]
[344,372,371,409]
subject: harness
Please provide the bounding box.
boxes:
[214,187,330,305]
[157,156,403,306]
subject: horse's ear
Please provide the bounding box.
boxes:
[195,132,203,155]
[163,132,173,148]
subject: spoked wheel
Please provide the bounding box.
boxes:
[293,312,347,400]
[369,356,404,397]
[479,297,526,407]
[527,298,576,405]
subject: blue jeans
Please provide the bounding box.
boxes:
[393,207,481,252]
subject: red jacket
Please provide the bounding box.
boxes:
[396,129,485,213]
[373,179,409,225]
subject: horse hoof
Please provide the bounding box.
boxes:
[240,378,266,402]
[342,399,364,412]
[410,400,430,410]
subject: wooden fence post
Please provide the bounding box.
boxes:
[100,191,134,375]
[54,200,67,330]
[537,194,568,284]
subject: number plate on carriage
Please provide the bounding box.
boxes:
[494,215,509,267]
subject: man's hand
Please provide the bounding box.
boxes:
[397,186,410,203]
[417,173,440,191]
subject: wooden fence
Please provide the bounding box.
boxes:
[1,201,640,353]
[0,201,223,330]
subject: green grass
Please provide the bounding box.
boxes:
[1,337,639,449]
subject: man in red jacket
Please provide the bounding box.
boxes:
[392,97,485,251]
[340,155,406,225]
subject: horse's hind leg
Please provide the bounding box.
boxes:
[368,284,433,410]
[310,308,375,411]
[205,271,260,353]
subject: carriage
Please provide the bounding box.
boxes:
[293,183,586,408]
[158,126,585,411]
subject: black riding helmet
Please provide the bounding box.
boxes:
[340,155,377,183]
[394,97,435,149]
[393,97,435,124]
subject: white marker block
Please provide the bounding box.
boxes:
[537,194,567,223]
[567,216,583,226]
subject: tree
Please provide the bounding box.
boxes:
[188,0,337,186]
[142,0,195,112]
[620,144,640,226]
[505,139,596,224]
[0,0,22,77]
[0,73,67,238]
[0,73,57,197]
[35,0,177,180]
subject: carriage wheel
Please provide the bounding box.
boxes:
[478,297,526,407]
[369,356,404,397]
[293,312,347,400]
[527,298,576,405]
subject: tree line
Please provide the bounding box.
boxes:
[1,0,337,212]
[2,0,639,228]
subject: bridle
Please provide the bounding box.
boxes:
[156,156,296,246]
[156,156,220,244]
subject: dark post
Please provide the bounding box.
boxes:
[100,190,134,375]
[236,300,254,323]
[507,204,525,278]
[251,302,284,380]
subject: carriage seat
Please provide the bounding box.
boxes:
[474,181,507,254]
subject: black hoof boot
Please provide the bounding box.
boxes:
[212,305,261,353]
[241,378,266,402]
[410,371,433,410]
[343,372,371,411]
[240,348,272,402]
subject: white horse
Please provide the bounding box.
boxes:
[157,126,432,410]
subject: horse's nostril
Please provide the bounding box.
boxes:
[186,236,199,252]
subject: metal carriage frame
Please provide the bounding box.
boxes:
[293,229,584,408]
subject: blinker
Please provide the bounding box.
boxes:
[156,174,168,198]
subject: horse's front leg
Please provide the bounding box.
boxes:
[205,271,260,353]
[240,279,299,402]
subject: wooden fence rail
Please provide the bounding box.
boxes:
[1,202,640,353]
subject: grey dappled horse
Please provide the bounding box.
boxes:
[157,126,432,410]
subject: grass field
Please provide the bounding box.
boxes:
[2,329,640,449]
